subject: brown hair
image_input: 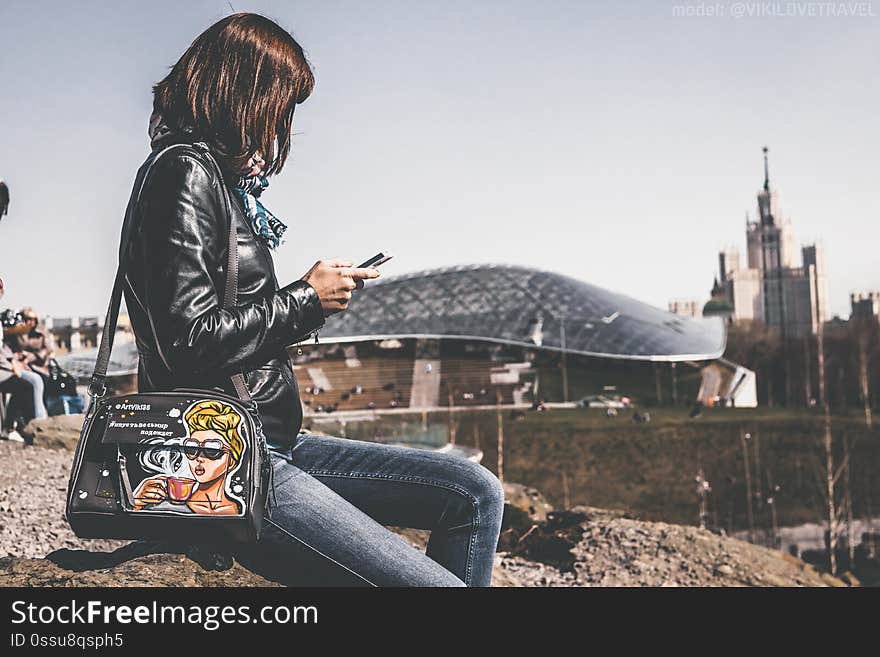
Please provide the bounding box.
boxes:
[152,12,314,176]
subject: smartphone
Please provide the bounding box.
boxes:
[358,252,393,269]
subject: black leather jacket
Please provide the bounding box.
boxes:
[121,134,325,450]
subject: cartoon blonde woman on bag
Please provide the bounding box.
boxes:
[132,400,246,515]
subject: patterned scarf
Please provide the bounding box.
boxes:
[231,173,287,250]
[148,112,288,250]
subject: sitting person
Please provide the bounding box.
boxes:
[0,349,47,437]
[5,307,54,379]
[0,299,47,439]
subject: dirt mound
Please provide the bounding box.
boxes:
[495,506,845,587]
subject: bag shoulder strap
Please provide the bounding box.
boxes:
[89,142,251,404]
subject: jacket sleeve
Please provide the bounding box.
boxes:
[138,152,325,376]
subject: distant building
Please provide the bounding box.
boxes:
[668,299,703,318]
[851,291,880,320]
[44,313,133,353]
[706,148,828,337]
[697,358,758,408]
[824,315,850,335]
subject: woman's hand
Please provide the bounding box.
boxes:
[132,476,169,510]
[300,259,380,316]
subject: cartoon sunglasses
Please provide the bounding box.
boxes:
[181,438,231,461]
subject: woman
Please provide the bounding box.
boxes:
[122,13,504,586]
[1,281,44,438]
[6,307,54,378]
[0,299,48,431]
[132,400,245,516]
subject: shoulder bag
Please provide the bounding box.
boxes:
[65,142,272,543]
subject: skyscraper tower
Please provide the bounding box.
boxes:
[702,147,828,338]
[758,146,774,224]
[746,147,798,326]
[748,148,795,268]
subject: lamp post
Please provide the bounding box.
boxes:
[560,315,569,403]
[768,484,780,549]
[741,432,755,544]
[496,388,504,483]
[671,362,678,406]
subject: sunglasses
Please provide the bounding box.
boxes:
[182,438,230,461]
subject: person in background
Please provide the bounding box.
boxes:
[0,282,46,439]
[0,347,17,440]
[0,277,15,437]
[6,307,54,378]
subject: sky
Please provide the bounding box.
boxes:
[0,0,877,320]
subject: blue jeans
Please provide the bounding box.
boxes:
[16,370,47,420]
[238,432,505,587]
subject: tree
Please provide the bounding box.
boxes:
[816,320,838,574]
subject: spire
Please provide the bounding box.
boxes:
[762,146,770,191]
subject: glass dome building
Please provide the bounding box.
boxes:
[318,264,725,361]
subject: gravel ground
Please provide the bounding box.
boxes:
[0,440,841,586]
[0,441,128,558]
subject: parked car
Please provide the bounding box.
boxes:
[578,394,629,409]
